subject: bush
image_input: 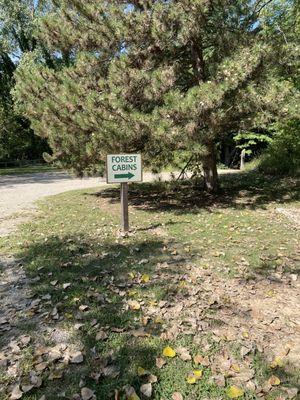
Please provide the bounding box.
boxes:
[259,120,300,176]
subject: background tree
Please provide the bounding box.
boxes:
[14,0,299,189]
[0,0,50,163]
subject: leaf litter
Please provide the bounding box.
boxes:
[1,193,300,399]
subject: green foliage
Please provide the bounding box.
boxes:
[13,0,300,187]
[259,120,300,175]
[0,102,49,162]
[234,131,273,155]
[0,0,51,162]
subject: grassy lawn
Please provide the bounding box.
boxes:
[0,172,300,400]
[0,164,59,176]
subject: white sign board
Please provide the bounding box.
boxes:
[106,154,142,183]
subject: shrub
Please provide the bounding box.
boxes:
[259,120,300,176]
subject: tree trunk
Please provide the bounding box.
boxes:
[202,143,219,193]
[240,149,246,170]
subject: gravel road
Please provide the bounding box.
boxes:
[0,171,176,236]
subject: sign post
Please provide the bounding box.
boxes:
[106,154,142,232]
[121,182,129,232]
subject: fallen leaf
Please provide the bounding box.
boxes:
[35,362,48,372]
[19,335,31,346]
[140,383,152,398]
[172,393,183,400]
[63,283,71,289]
[193,370,203,379]
[163,346,176,358]
[231,363,240,373]
[21,385,34,394]
[102,365,120,378]
[177,347,191,361]
[130,328,149,338]
[141,274,150,283]
[81,387,94,400]
[227,386,244,398]
[48,369,63,380]
[124,385,141,400]
[186,376,197,384]
[147,374,158,383]
[156,357,166,368]
[137,367,147,377]
[70,350,84,364]
[79,305,89,312]
[283,387,298,399]
[10,385,23,399]
[96,330,108,341]
[270,356,284,369]
[213,374,226,387]
[128,300,141,311]
[138,259,149,265]
[193,354,203,365]
[268,375,281,386]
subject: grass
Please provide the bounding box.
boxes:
[0,172,300,400]
[0,164,59,176]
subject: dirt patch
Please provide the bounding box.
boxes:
[0,256,32,335]
[277,207,300,226]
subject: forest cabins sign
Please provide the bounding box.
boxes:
[106,154,142,232]
[106,154,142,183]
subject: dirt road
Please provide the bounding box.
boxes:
[0,171,178,236]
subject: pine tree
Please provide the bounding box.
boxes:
[14,0,299,190]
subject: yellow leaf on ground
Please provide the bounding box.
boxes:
[270,356,284,369]
[268,375,281,386]
[231,364,240,373]
[141,274,150,283]
[193,370,203,379]
[137,367,147,377]
[186,376,197,384]
[227,385,244,398]
[163,346,176,358]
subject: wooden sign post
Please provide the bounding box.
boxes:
[121,182,129,232]
[106,154,142,232]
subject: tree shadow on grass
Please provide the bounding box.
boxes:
[1,234,198,399]
[2,232,300,399]
[94,172,300,214]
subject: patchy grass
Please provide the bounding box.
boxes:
[0,164,59,176]
[0,172,300,400]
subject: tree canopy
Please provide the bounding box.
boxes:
[0,0,50,162]
[14,0,299,189]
